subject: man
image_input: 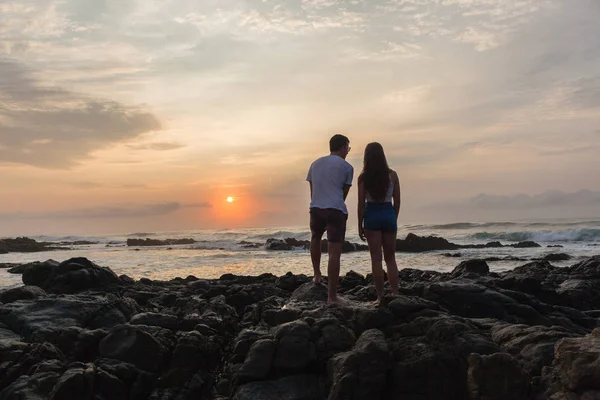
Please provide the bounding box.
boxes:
[306,134,353,304]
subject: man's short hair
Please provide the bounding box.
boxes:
[330,134,349,152]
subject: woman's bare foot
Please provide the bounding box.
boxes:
[327,296,344,305]
[313,274,322,285]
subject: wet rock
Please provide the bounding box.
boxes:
[452,260,490,277]
[543,253,572,262]
[0,237,68,254]
[126,238,196,246]
[396,233,459,252]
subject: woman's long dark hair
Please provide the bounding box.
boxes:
[362,142,390,201]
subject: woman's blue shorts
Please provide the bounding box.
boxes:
[363,202,397,232]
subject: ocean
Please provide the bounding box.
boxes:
[1,219,599,288]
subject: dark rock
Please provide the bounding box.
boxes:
[126,238,196,246]
[467,353,530,400]
[0,286,47,304]
[555,329,600,391]
[451,259,490,276]
[491,324,580,376]
[569,255,600,279]
[272,320,316,373]
[236,339,276,383]
[1,295,128,339]
[130,312,179,330]
[0,237,68,254]
[314,318,356,360]
[511,241,541,248]
[290,283,328,303]
[543,253,572,262]
[276,272,311,292]
[328,329,390,400]
[20,260,60,283]
[233,374,322,400]
[22,257,121,294]
[443,253,462,258]
[48,364,127,400]
[537,329,600,399]
[396,233,459,252]
[0,371,61,400]
[98,325,167,372]
[265,238,307,251]
[2,255,600,400]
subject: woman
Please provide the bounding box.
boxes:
[357,142,400,302]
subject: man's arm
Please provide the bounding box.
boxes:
[306,164,313,200]
[343,184,351,200]
[343,165,354,200]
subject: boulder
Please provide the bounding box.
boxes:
[129,312,179,330]
[452,260,490,277]
[0,286,47,304]
[290,283,328,303]
[233,374,322,400]
[21,258,121,294]
[236,339,276,383]
[328,329,390,400]
[98,325,168,372]
[272,320,316,373]
[396,233,459,252]
[467,353,530,400]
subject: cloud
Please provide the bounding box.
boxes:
[71,181,104,189]
[0,59,161,169]
[120,184,149,189]
[127,142,186,151]
[0,201,211,220]
[428,190,600,211]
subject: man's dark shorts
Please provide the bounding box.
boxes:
[309,207,347,243]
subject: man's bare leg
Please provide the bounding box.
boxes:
[310,235,323,284]
[327,242,342,303]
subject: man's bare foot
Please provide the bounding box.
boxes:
[313,275,322,285]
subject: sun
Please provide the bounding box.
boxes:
[226,196,234,203]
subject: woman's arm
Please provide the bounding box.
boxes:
[392,171,401,218]
[357,175,366,241]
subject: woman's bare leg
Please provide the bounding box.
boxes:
[382,231,399,295]
[365,229,384,301]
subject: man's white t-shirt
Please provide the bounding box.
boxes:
[306,155,354,214]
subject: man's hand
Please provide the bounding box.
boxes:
[359,226,366,241]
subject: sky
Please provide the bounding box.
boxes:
[1,0,600,236]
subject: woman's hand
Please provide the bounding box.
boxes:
[359,225,366,241]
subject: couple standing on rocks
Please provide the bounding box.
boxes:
[307,134,401,304]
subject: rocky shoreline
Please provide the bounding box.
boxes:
[0,233,545,255]
[1,255,600,399]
